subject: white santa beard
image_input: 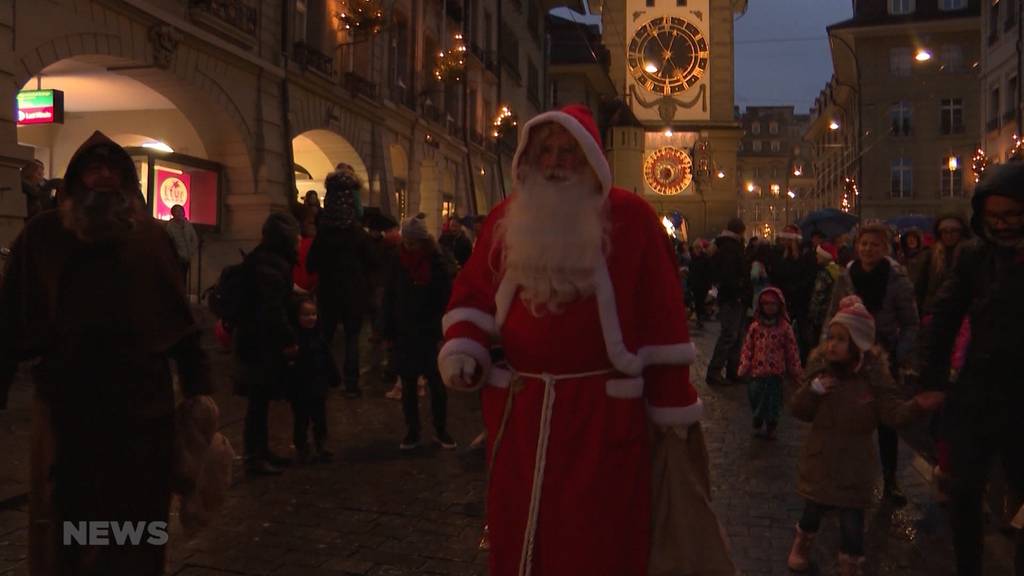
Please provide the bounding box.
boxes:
[497,168,608,315]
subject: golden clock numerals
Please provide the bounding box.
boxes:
[629,16,708,95]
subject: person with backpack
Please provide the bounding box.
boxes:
[234,212,301,476]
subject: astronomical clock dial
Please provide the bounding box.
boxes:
[643,146,693,195]
[627,16,709,95]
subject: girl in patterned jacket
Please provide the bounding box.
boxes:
[738,286,803,439]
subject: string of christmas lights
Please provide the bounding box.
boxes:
[336,0,386,34]
[841,176,857,213]
[492,105,516,139]
[434,34,468,82]
[971,148,990,183]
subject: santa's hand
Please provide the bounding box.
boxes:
[440,354,481,391]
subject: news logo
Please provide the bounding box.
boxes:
[62,521,169,546]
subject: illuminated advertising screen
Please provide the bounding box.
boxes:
[154,166,191,221]
[16,90,65,126]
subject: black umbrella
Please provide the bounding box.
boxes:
[362,207,399,231]
[798,208,859,240]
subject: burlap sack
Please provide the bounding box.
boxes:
[648,423,735,576]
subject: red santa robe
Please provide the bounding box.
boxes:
[439,105,701,576]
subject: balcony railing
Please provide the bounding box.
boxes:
[293,42,334,79]
[189,0,258,46]
[344,72,378,99]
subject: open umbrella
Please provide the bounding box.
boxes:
[798,208,859,240]
[362,206,399,232]
[887,214,934,233]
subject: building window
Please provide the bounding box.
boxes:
[890,48,912,77]
[294,0,308,43]
[769,121,779,135]
[889,0,915,15]
[676,0,686,6]
[1007,76,1018,123]
[527,60,540,108]
[891,158,913,198]
[754,203,761,221]
[1008,0,1018,32]
[939,0,966,11]
[484,11,493,52]
[646,0,654,7]
[941,98,964,134]
[753,167,762,178]
[501,24,520,76]
[941,156,964,198]
[890,100,912,136]
[989,86,1001,130]
[939,45,964,72]
[771,167,779,178]
[770,140,781,152]
[990,0,1001,43]
[751,122,761,135]
[752,140,762,152]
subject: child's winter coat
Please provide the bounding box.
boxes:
[790,348,920,508]
[738,287,803,380]
[288,323,340,400]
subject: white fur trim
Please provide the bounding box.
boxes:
[494,274,517,329]
[594,262,644,376]
[718,230,742,240]
[438,338,492,382]
[488,367,514,389]
[442,307,497,336]
[777,232,802,241]
[511,110,613,199]
[606,377,644,399]
[647,399,704,426]
[638,343,697,366]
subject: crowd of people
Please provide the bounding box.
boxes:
[674,165,1023,575]
[0,103,1020,575]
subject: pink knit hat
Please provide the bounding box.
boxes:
[829,295,876,352]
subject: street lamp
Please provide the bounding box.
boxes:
[914,48,932,62]
[829,120,840,131]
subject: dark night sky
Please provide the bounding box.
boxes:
[733,0,853,113]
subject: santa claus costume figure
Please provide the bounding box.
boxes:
[439,104,702,575]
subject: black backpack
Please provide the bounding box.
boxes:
[205,250,248,327]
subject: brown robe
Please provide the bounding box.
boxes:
[0,132,211,575]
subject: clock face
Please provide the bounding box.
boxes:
[644,146,693,195]
[628,16,709,95]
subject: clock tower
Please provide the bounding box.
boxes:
[598,0,746,237]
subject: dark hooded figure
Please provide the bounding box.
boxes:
[306,166,374,398]
[920,162,1024,576]
[0,131,211,574]
[235,211,301,476]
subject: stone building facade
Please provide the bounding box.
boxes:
[0,0,560,294]
[980,0,1022,163]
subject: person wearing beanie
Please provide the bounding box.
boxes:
[233,211,302,476]
[737,287,802,440]
[919,161,1024,576]
[787,295,944,574]
[770,223,817,362]
[807,246,841,346]
[307,172,374,398]
[824,221,919,507]
[707,216,751,385]
[380,213,455,450]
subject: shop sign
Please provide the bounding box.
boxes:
[16,89,65,126]
[154,166,190,221]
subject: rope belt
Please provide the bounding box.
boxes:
[487,367,616,576]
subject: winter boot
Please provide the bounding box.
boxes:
[786,525,815,572]
[837,553,865,576]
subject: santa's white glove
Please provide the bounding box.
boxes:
[440,354,481,391]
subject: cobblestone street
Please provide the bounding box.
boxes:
[0,315,1017,575]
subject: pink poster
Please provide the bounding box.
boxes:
[154,166,191,221]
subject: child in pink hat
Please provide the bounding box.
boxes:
[787,295,945,574]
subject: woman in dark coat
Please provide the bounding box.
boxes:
[0,132,211,574]
[688,239,712,327]
[307,166,374,398]
[380,214,455,450]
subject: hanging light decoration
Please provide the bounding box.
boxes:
[434,34,468,82]
[1008,134,1023,162]
[971,147,990,183]
[491,105,517,139]
[841,176,857,213]
[335,0,386,34]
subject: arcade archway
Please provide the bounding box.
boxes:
[292,129,369,206]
